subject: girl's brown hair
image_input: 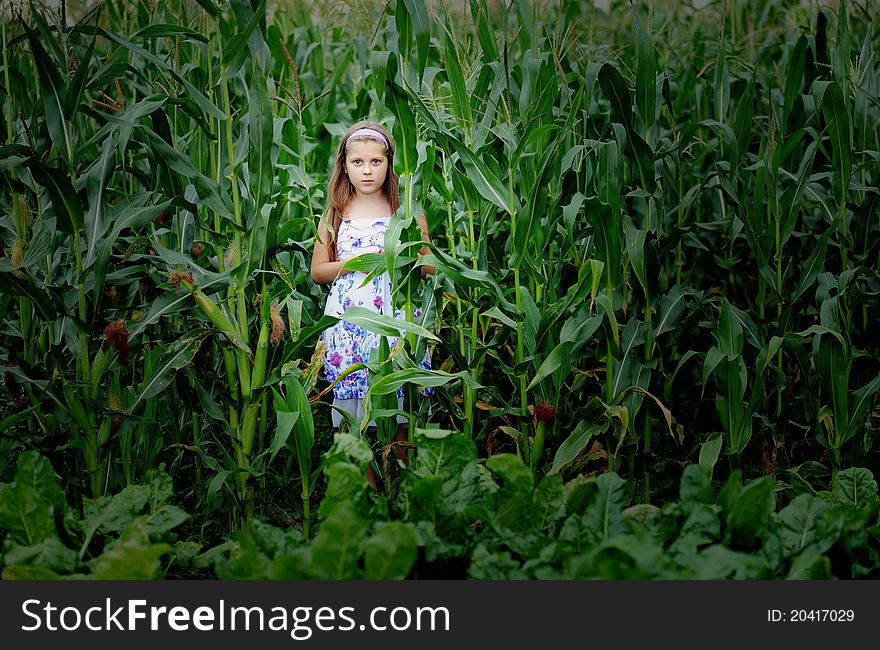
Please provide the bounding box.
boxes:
[321,121,399,261]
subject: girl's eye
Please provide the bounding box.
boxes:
[372,159,381,165]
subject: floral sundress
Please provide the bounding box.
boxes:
[321,216,431,403]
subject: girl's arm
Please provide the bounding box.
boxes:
[417,211,436,277]
[311,219,349,285]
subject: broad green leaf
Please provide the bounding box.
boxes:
[364,521,418,580]
[830,468,879,509]
[412,429,477,481]
[78,484,151,559]
[486,453,533,496]
[3,537,79,574]
[776,494,832,558]
[688,544,767,579]
[0,452,65,545]
[582,472,628,541]
[306,502,368,579]
[91,541,170,579]
[724,477,776,549]
[679,464,712,513]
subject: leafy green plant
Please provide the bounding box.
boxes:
[0,451,190,579]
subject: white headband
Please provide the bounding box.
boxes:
[347,128,388,147]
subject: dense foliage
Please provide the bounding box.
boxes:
[1,0,879,578]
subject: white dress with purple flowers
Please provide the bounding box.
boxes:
[321,216,430,428]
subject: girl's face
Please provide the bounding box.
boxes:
[344,140,388,196]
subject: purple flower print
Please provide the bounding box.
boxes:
[374,295,384,309]
[352,354,363,363]
[343,297,353,310]
[329,352,342,367]
[414,308,423,318]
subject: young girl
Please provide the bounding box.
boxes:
[310,121,433,461]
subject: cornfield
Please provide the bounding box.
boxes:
[1,0,879,579]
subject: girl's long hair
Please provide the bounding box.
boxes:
[322,121,399,261]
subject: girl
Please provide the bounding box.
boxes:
[310,121,433,477]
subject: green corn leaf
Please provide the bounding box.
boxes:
[131,23,210,41]
[783,36,809,131]
[133,330,212,409]
[597,62,632,132]
[83,137,116,270]
[127,290,195,338]
[144,128,231,218]
[191,0,221,17]
[699,432,724,478]
[0,272,60,322]
[395,0,413,66]
[625,218,648,293]
[246,71,274,274]
[100,29,225,119]
[822,82,852,212]
[527,341,573,391]
[24,158,84,234]
[832,0,849,86]
[585,195,622,291]
[367,368,481,396]
[631,3,656,131]
[338,306,439,342]
[65,32,96,121]
[387,83,418,174]
[549,422,604,475]
[444,32,473,130]
[94,196,170,308]
[471,0,498,62]
[713,44,730,124]
[790,227,832,304]
[24,23,73,168]
[595,293,620,352]
[451,140,511,213]
[842,372,880,446]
